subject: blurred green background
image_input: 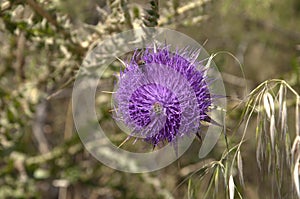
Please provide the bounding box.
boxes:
[0,0,299,198]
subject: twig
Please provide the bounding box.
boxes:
[158,0,211,26]
[179,158,215,177]
[64,99,73,140]
[120,0,133,29]
[24,0,85,56]
[25,0,58,28]
[177,0,210,14]
[0,0,12,14]
[32,100,50,154]
[14,28,26,82]
[25,139,82,166]
[221,72,252,87]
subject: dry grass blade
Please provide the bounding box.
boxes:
[296,96,299,136]
[214,166,219,196]
[237,151,245,187]
[292,136,300,198]
[270,115,276,149]
[263,92,275,119]
[256,125,262,170]
[294,159,300,198]
[278,84,285,126]
[281,100,287,137]
[255,90,266,171]
[187,179,193,199]
[286,133,292,166]
[229,175,235,199]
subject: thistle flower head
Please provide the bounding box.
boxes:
[113,45,211,147]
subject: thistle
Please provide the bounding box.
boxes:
[113,44,212,147]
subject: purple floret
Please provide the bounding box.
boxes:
[113,45,211,146]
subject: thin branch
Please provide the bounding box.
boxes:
[120,0,133,29]
[25,0,58,28]
[24,0,85,56]
[14,28,26,82]
[32,100,50,154]
[177,0,210,14]
[64,100,74,140]
[25,138,82,166]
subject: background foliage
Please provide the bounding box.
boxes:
[0,0,299,198]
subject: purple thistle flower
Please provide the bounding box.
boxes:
[113,45,212,147]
